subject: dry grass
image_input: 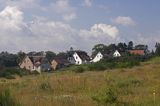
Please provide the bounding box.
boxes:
[0,57,160,106]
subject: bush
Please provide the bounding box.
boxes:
[92,87,118,105]
[75,66,85,73]
[40,82,52,91]
[0,89,20,106]
[70,65,87,73]
[88,62,107,71]
[0,67,31,79]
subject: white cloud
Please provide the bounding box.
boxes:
[0,6,25,31]
[50,0,77,21]
[3,0,38,9]
[113,16,135,26]
[90,24,119,38]
[63,13,77,22]
[51,0,74,14]
[84,0,92,7]
[0,6,157,53]
[0,6,120,53]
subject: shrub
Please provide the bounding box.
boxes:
[0,67,33,79]
[92,87,118,105]
[71,65,87,73]
[116,78,142,88]
[40,82,52,91]
[0,89,20,106]
[75,66,85,73]
[88,62,107,71]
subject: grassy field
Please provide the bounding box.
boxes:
[0,57,160,106]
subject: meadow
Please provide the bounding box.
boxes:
[0,57,160,106]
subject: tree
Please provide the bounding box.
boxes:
[92,44,107,57]
[117,42,127,52]
[135,44,148,50]
[107,44,117,53]
[0,52,18,67]
[45,51,56,61]
[128,41,133,50]
[17,51,26,63]
[155,42,160,56]
[57,52,68,59]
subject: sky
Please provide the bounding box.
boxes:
[0,0,160,53]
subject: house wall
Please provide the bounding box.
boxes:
[19,56,34,71]
[92,52,103,63]
[51,60,58,70]
[34,66,41,73]
[73,53,82,65]
[113,50,121,57]
[41,62,51,71]
[68,57,76,64]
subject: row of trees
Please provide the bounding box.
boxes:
[91,41,149,57]
[0,41,160,68]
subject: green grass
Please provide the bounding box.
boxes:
[0,57,159,106]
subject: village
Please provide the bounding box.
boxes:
[18,41,149,73]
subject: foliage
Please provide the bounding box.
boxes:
[128,41,134,50]
[0,52,18,67]
[0,67,31,79]
[45,51,56,61]
[40,82,52,91]
[155,42,160,56]
[0,89,20,106]
[17,51,26,64]
[92,87,119,106]
[71,65,87,73]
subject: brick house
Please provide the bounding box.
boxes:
[19,56,51,72]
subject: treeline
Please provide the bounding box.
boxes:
[0,41,160,68]
[91,41,149,57]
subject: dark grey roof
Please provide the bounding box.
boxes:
[68,50,90,61]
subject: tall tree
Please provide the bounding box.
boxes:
[117,42,126,52]
[155,42,160,56]
[92,44,107,57]
[107,44,117,53]
[128,41,133,50]
[45,51,56,61]
[17,51,26,63]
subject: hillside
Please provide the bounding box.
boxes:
[0,57,160,106]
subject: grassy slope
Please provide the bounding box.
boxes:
[0,57,160,106]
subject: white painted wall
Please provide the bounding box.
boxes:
[73,52,82,65]
[113,50,121,57]
[92,52,103,63]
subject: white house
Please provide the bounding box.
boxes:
[113,50,121,57]
[91,52,103,63]
[68,51,90,65]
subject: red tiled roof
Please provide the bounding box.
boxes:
[128,50,145,55]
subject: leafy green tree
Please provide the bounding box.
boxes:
[117,42,127,52]
[17,51,26,63]
[155,42,160,56]
[92,44,107,57]
[0,52,18,67]
[135,44,148,50]
[107,44,117,53]
[57,52,68,59]
[45,51,56,61]
[128,41,133,50]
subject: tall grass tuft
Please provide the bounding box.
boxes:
[0,89,20,106]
